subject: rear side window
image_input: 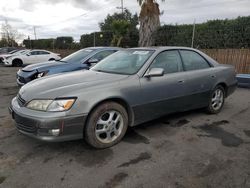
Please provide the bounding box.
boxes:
[180,50,210,71]
[150,50,183,74]
[38,51,50,55]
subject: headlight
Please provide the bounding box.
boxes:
[26,100,53,111]
[6,56,13,60]
[37,71,48,78]
[26,98,76,112]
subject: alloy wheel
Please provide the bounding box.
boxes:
[95,110,124,144]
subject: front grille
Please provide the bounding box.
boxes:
[13,111,37,133]
[16,123,36,133]
[17,94,26,106]
[18,76,26,83]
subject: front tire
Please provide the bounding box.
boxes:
[206,85,225,114]
[85,102,128,149]
[12,59,23,67]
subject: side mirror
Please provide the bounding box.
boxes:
[26,53,30,56]
[87,58,99,64]
[145,68,164,78]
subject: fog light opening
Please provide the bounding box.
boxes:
[49,129,60,136]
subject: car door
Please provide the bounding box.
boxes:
[137,50,188,123]
[26,51,39,64]
[179,50,215,109]
[37,51,51,62]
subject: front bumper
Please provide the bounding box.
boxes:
[3,59,12,66]
[10,97,87,142]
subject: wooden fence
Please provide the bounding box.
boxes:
[202,49,250,74]
[49,48,250,74]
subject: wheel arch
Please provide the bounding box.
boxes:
[86,97,135,127]
[216,82,228,97]
[12,58,23,66]
[12,58,23,63]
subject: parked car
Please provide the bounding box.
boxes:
[3,49,61,67]
[0,49,28,63]
[236,74,250,88]
[16,47,120,87]
[9,47,237,148]
[0,47,21,54]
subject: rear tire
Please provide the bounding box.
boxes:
[85,102,128,149]
[12,59,23,67]
[206,85,225,114]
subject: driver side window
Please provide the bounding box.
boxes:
[149,50,183,74]
[30,51,39,55]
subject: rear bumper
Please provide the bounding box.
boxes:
[236,74,250,88]
[10,97,87,142]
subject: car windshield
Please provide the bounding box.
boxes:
[9,50,18,54]
[91,49,154,75]
[61,49,94,63]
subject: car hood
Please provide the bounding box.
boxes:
[22,61,66,72]
[19,70,129,101]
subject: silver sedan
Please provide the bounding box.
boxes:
[10,47,237,148]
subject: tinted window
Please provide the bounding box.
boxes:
[150,50,182,74]
[38,51,50,55]
[180,50,210,71]
[91,50,116,61]
[62,49,94,63]
[30,51,39,55]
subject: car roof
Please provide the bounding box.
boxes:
[130,46,199,51]
[85,47,122,51]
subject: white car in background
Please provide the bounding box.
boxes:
[3,49,61,67]
[0,50,26,63]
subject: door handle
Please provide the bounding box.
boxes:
[178,80,185,83]
[211,75,216,78]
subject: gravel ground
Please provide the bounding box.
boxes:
[0,66,250,188]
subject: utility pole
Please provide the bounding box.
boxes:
[33,26,37,40]
[121,0,124,15]
[117,0,124,15]
[191,19,196,48]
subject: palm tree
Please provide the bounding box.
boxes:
[137,0,165,47]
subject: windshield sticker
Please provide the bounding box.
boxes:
[133,51,149,55]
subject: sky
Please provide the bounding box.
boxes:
[0,0,250,42]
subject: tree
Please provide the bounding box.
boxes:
[137,0,165,47]
[0,20,21,47]
[55,36,74,49]
[111,20,130,47]
[99,9,139,47]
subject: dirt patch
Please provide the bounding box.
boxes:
[197,159,233,177]
[123,129,150,144]
[171,119,190,127]
[0,176,6,184]
[101,172,128,188]
[195,120,244,147]
[118,152,151,168]
[244,130,250,137]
